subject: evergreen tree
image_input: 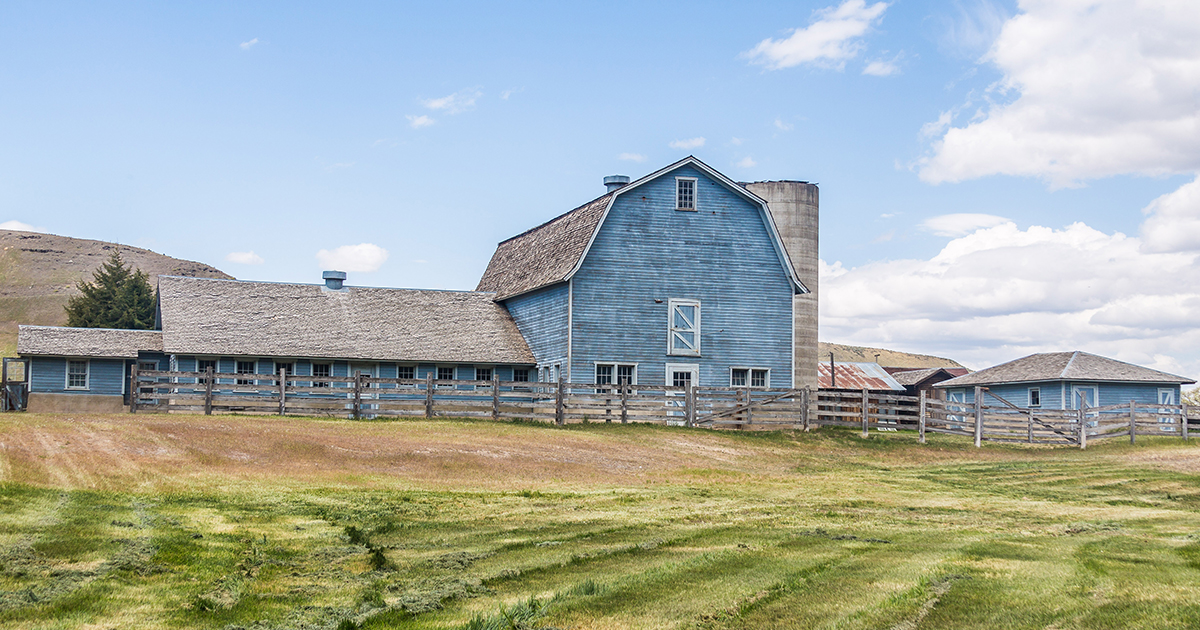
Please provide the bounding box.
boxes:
[64,251,157,329]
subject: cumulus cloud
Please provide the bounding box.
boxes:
[618,152,647,162]
[1140,175,1200,253]
[820,221,1200,375]
[407,114,435,129]
[225,251,264,265]
[774,119,794,131]
[669,137,706,150]
[742,0,888,70]
[0,220,47,233]
[930,0,1009,58]
[919,1,1200,187]
[316,243,389,273]
[920,213,1009,237]
[862,54,901,76]
[422,88,482,114]
[240,38,259,50]
[737,156,757,168]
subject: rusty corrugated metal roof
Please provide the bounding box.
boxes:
[817,362,905,391]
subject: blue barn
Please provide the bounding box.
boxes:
[18,156,819,411]
[934,351,1195,410]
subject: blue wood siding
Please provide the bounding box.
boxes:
[948,381,1181,409]
[503,283,569,368]
[568,166,794,386]
[30,357,125,395]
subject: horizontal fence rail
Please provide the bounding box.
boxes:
[128,368,1196,447]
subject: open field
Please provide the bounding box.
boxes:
[1,413,1199,629]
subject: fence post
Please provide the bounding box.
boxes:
[555,376,565,425]
[685,385,695,428]
[802,387,810,431]
[129,364,139,413]
[1129,399,1136,444]
[620,384,628,424]
[1184,404,1190,441]
[918,390,926,444]
[278,368,287,416]
[861,388,869,438]
[425,373,434,418]
[745,389,753,426]
[1078,399,1087,450]
[204,366,213,415]
[1,360,7,412]
[492,373,500,421]
[973,386,983,448]
[353,370,362,420]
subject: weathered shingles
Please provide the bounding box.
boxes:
[157,276,535,364]
[939,351,1195,387]
[18,325,162,358]
[475,193,612,300]
[890,368,942,387]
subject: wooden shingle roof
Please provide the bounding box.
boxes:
[157,276,535,364]
[935,351,1194,387]
[475,193,612,300]
[18,325,162,358]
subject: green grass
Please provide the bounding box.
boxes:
[1,415,1199,628]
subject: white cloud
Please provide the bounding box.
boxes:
[931,0,1009,58]
[774,118,794,131]
[618,152,647,162]
[422,88,482,114]
[919,1,1200,187]
[821,221,1200,375]
[316,243,389,273]
[742,0,889,71]
[225,251,264,265]
[862,55,900,76]
[500,88,522,100]
[737,156,757,168]
[730,137,743,145]
[920,213,1009,237]
[669,137,706,150]
[0,220,47,233]
[407,114,435,129]
[240,38,259,50]
[1140,175,1200,253]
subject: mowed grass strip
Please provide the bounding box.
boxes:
[0,412,1198,629]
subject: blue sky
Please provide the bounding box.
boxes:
[3,1,1200,375]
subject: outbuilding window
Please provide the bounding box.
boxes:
[66,360,89,390]
[668,299,701,356]
[236,360,256,385]
[676,177,697,211]
[312,363,331,388]
[1028,387,1041,407]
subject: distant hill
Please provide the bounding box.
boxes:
[0,230,231,356]
[819,342,965,369]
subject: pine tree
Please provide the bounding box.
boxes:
[64,251,157,329]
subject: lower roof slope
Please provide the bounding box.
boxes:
[18,325,163,359]
[936,351,1195,387]
[157,276,535,365]
[817,362,905,391]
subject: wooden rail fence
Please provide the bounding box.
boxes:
[129,369,1196,447]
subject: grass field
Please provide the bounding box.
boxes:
[1,413,1199,629]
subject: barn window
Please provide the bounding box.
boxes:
[66,360,89,390]
[731,368,770,388]
[437,366,455,388]
[1028,387,1041,407]
[274,362,294,376]
[397,365,415,380]
[596,363,637,393]
[513,368,529,382]
[476,367,493,389]
[676,177,697,211]
[668,299,701,356]
[312,363,331,388]
[236,360,256,385]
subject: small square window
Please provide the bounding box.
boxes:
[437,366,455,387]
[751,369,768,388]
[731,368,748,387]
[513,368,530,382]
[397,365,415,380]
[476,367,493,383]
[236,360,256,385]
[275,362,294,376]
[67,360,88,389]
[676,177,696,211]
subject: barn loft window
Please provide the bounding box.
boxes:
[668,299,701,356]
[676,177,697,211]
[66,360,89,389]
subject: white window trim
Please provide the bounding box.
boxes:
[730,366,771,389]
[667,298,701,357]
[595,362,639,388]
[1028,387,1041,408]
[65,359,89,390]
[1071,385,1098,410]
[675,176,698,211]
[666,363,700,388]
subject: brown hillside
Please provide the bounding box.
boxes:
[0,230,231,356]
[819,341,965,369]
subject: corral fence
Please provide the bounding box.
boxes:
[129,368,1196,448]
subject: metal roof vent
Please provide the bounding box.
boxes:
[322,270,347,290]
[604,175,630,193]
